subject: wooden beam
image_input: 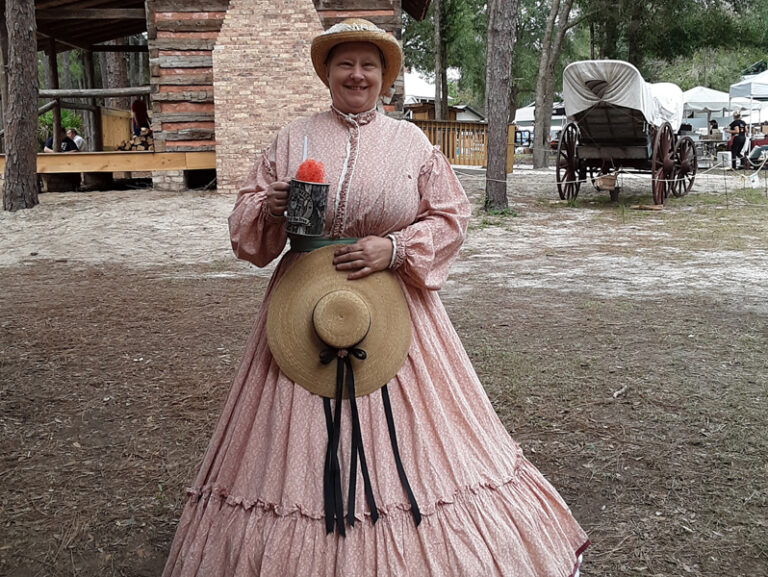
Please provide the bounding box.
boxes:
[0,101,60,138]
[91,44,149,53]
[0,151,217,173]
[36,0,104,9]
[36,9,146,20]
[60,100,99,112]
[153,0,230,11]
[39,86,151,98]
[155,19,224,33]
[38,100,58,115]
[150,55,213,68]
[37,29,88,51]
[151,72,213,86]
[153,38,216,51]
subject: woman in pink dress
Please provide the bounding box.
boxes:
[163,19,588,577]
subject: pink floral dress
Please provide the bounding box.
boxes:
[162,107,589,577]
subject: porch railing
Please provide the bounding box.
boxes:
[410,120,515,169]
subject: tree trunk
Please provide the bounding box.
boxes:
[532,0,575,169]
[84,50,103,151]
[484,0,518,212]
[509,48,520,123]
[433,0,444,121]
[46,40,62,152]
[128,36,137,87]
[137,37,145,85]
[625,2,644,65]
[0,3,9,154]
[60,51,72,89]
[3,0,39,211]
[100,40,131,110]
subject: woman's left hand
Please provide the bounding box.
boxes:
[333,236,394,280]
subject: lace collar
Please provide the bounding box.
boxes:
[331,105,378,126]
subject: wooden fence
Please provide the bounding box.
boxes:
[410,120,515,169]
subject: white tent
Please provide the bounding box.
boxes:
[683,85,761,125]
[684,86,732,112]
[729,69,768,99]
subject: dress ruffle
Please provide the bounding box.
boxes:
[166,458,587,577]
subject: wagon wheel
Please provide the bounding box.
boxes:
[672,136,697,197]
[556,122,581,200]
[651,122,675,205]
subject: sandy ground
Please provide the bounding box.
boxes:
[3,167,766,308]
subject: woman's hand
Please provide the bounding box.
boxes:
[266,179,290,218]
[333,236,394,280]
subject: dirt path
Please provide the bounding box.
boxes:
[1,168,767,576]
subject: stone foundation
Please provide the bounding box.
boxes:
[152,170,186,192]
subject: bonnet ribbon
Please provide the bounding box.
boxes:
[320,347,422,536]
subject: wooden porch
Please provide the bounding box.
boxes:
[411,120,516,169]
[0,151,216,174]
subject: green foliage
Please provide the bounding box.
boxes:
[37,110,83,151]
[404,0,768,120]
[580,0,768,68]
[644,46,768,91]
[511,0,552,107]
[403,0,487,109]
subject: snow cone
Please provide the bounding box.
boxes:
[287,159,329,237]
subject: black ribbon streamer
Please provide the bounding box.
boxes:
[320,347,378,535]
[320,347,421,535]
[381,384,422,527]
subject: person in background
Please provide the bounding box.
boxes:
[709,119,718,134]
[43,127,79,153]
[130,98,151,136]
[727,111,747,169]
[66,128,86,151]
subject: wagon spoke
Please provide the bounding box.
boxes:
[556,123,581,200]
[672,136,697,197]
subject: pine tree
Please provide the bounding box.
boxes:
[2,0,40,211]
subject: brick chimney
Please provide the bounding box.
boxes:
[213,0,330,194]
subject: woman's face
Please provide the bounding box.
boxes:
[326,42,383,114]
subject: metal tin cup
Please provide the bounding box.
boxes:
[286,179,329,237]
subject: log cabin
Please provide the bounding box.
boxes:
[0,0,431,193]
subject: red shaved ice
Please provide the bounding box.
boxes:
[296,159,326,183]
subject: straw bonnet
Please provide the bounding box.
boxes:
[311,18,403,94]
[267,245,411,398]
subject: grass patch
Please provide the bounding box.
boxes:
[468,205,519,230]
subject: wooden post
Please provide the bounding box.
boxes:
[47,38,62,151]
[83,50,103,151]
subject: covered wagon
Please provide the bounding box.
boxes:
[556,60,697,204]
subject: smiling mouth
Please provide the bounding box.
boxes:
[345,86,368,92]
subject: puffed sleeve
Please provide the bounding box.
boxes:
[228,143,288,267]
[389,147,471,290]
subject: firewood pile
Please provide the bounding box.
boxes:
[116,128,154,151]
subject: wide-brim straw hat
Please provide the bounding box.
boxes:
[267,245,411,398]
[311,18,403,95]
